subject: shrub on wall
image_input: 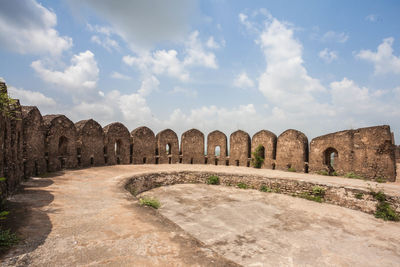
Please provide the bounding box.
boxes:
[251,145,265,169]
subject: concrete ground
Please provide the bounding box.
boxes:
[1,164,400,266]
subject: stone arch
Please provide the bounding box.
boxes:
[21,106,46,177]
[156,129,179,164]
[207,130,227,166]
[229,130,251,167]
[276,129,308,172]
[131,126,156,164]
[43,114,77,172]
[324,147,338,173]
[251,130,277,169]
[181,129,205,164]
[103,122,130,165]
[75,119,104,168]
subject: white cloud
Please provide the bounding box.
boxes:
[183,31,218,69]
[137,76,159,96]
[321,31,349,43]
[31,50,99,90]
[123,50,189,81]
[233,72,255,88]
[257,17,325,110]
[0,0,72,56]
[206,36,222,49]
[365,14,378,22]
[8,86,56,108]
[319,48,338,63]
[169,86,198,98]
[110,71,131,80]
[356,37,400,75]
[91,35,119,52]
[69,0,195,52]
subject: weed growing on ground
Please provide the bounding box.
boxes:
[370,190,399,221]
[237,182,248,189]
[206,175,220,185]
[0,229,18,250]
[355,193,364,200]
[375,177,386,183]
[344,172,364,180]
[299,186,326,203]
[260,185,273,192]
[317,170,329,176]
[288,167,296,172]
[139,197,161,209]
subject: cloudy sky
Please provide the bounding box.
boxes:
[1,0,400,142]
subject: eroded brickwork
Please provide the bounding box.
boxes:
[43,115,77,172]
[207,130,228,166]
[229,130,251,167]
[75,119,104,167]
[396,146,400,163]
[103,122,130,165]
[276,129,308,172]
[22,106,46,177]
[309,126,396,181]
[131,126,156,164]
[251,130,277,169]
[156,129,179,164]
[181,129,205,164]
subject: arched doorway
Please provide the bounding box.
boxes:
[324,147,338,174]
[215,146,221,156]
[166,143,171,155]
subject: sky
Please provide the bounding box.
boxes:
[1,0,400,142]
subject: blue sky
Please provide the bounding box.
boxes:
[1,0,400,142]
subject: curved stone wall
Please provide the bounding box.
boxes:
[0,80,397,199]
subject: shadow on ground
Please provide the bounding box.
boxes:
[0,177,54,258]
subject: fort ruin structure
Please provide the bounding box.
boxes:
[0,81,398,198]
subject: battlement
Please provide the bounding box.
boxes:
[0,82,397,198]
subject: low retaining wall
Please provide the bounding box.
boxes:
[125,171,400,216]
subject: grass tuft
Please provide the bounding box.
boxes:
[206,175,220,185]
[139,196,161,209]
[287,167,296,172]
[237,182,248,189]
[0,229,19,250]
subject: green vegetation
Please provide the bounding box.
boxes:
[0,230,18,250]
[344,172,364,180]
[375,177,386,183]
[237,182,248,189]
[206,175,220,185]
[355,193,364,200]
[251,145,265,169]
[371,190,399,221]
[299,186,326,203]
[0,90,19,119]
[317,170,338,176]
[287,167,296,172]
[260,185,273,192]
[139,196,161,209]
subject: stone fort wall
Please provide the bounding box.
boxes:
[0,81,397,198]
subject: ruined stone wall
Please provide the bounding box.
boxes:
[207,130,228,166]
[396,146,400,163]
[229,130,251,167]
[22,106,46,177]
[181,129,205,164]
[276,129,308,172]
[156,129,179,164]
[43,115,77,172]
[103,122,130,165]
[0,82,24,198]
[251,130,277,169]
[75,119,105,167]
[131,126,156,164]
[310,126,396,181]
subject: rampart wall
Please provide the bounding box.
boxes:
[0,81,397,198]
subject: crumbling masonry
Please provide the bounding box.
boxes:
[0,81,397,198]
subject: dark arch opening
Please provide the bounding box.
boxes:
[58,136,68,156]
[324,147,338,174]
